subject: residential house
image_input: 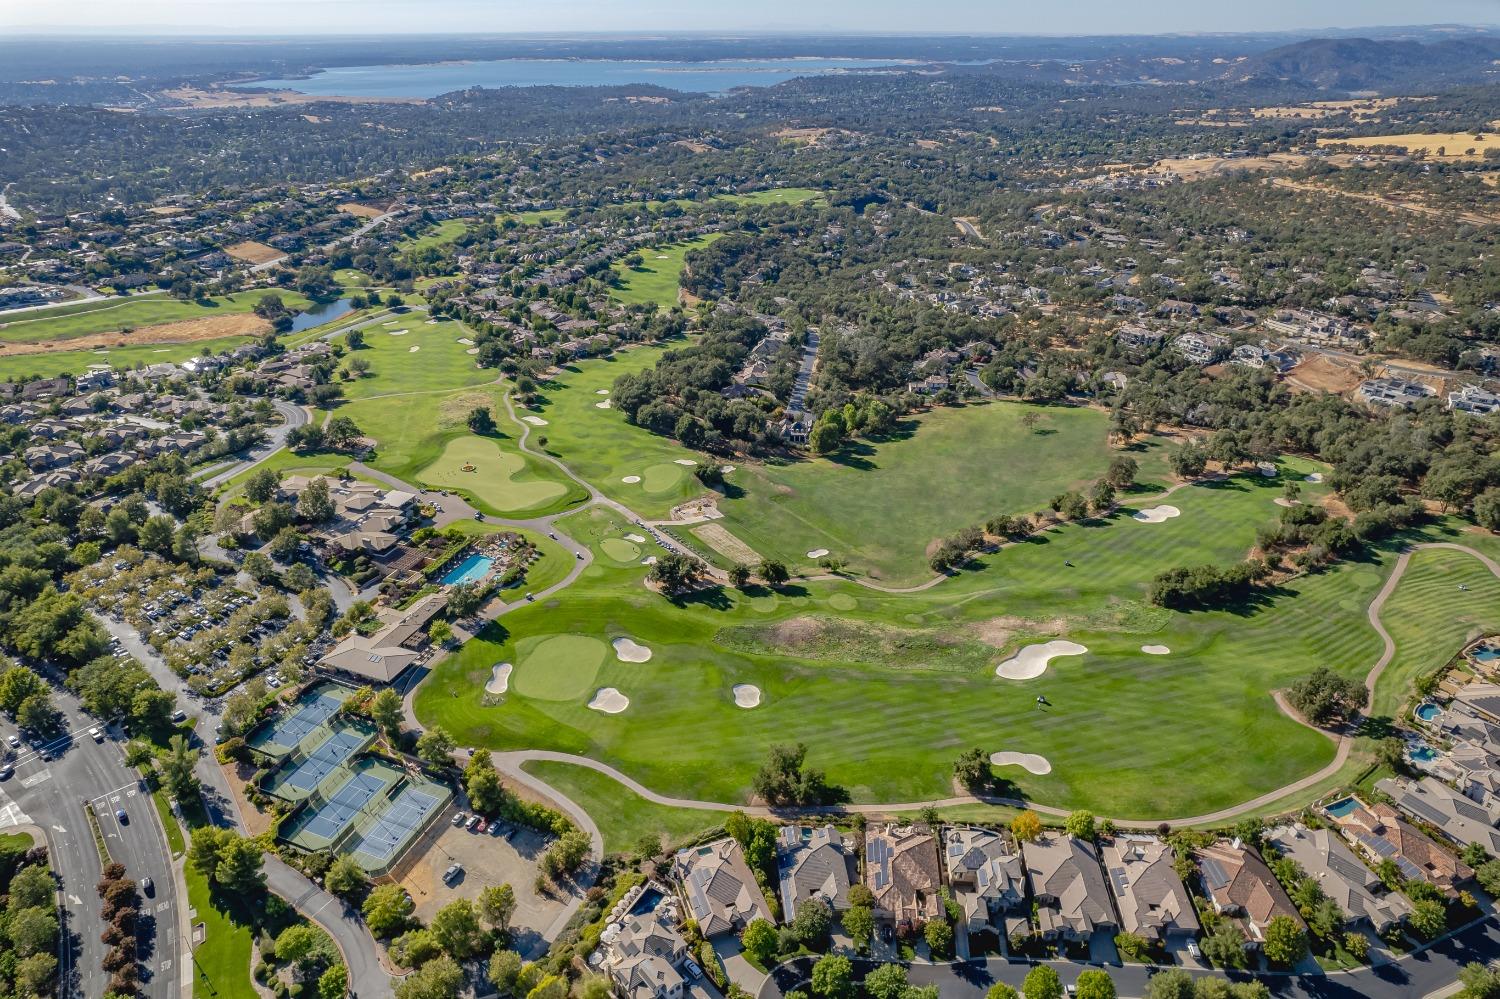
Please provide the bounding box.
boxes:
[14,469,80,498]
[1114,325,1166,353]
[1455,680,1500,723]
[1099,835,1199,945]
[1230,343,1298,372]
[1448,385,1500,417]
[776,825,852,923]
[942,827,1026,939]
[1355,378,1437,410]
[1325,797,1473,894]
[1196,840,1303,946]
[673,838,773,939]
[865,824,942,929]
[1264,824,1411,933]
[1024,833,1116,943]
[23,441,85,471]
[1172,331,1228,366]
[604,912,689,999]
[906,374,949,395]
[1376,777,1500,856]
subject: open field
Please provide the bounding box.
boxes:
[719,402,1129,583]
[0,333,260,381]
[408,457,1500,821]
[521,759,725,855]
[157,85,425,109]
[1318,131,1500,160]
[0,289,314,345]
[417,434,586,519]
[498,208,568,225]
[338,202,386,219]
[609,234,723,309]
[398,218,469,253]
[223,240,283,265]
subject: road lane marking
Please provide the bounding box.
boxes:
[0,800,28,829]
[20,769,50,788]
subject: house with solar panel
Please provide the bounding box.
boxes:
[1376,777,1500,857]
[864,824,943,931]
[1194,840,1303,949]
[1023,833,1117,944]
[673,838,774,939]
[1264,824,1411,934]
[1098,835,1199,947]
[1325,795,1473,895]
[601,912,690,999]
[942,826,1026,940]
[776,825,853,923]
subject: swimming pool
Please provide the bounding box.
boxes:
[629,887,665,916]
[1409,744,1439,764]
[1473,647,1500,663]
[1415,703,1441,722]
[1325,797,1359,818]
[440,553,494,586]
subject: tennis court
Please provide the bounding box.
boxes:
[285,763,401,851]
[348,782,451,872]
[268,727,372,800]
[246,684,352,757]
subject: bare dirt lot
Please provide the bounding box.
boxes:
[691,522,761,564]
[224,240,284,265]
[158,86,426,109]
[1287,354,1363,395]
[0,313,270,357]
[339,202,387,219]
[772,127,848,146]
[395,818,567,947]
[1318,129,1500,161]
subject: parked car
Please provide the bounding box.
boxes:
[466,815,482,831]
[0,765,12,781]
[5,735,18,750]
[684,960,703,980]
[442,864,463,885]
[475,818,488,834]
[452,812,467,827]
[1187,941,1201,959]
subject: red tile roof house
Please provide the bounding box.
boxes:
[1195,840,1305,947]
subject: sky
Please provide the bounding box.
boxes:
[4,0,1499,35]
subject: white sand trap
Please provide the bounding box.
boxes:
[720,465,735,473]
[596,389,610,396]
[642,556,658,566]
[1273,497,1299,508]
[408,345,421,353]
[622,475,641,484]
[1258,462,1278,477]
[674,459,696,466]
[386,329,409,336]
[456,337,475,345]
[425,319,439,325]
[733,684,762,709]
[595,400,613,409]
[807,548,830,559]
[655,254,669,259]
[485,662,513,694]
[612,637,652,663]
[1141,645,1171,656]
[990,751,1052,776]
[522,415,548,426]
[1305,472,1323,483]
[588,688,629,713]
[382,321,399,326]
[1131,505,1181,524]
[153,349,170,353]
[626,533,648,544]
[466,348,479,355]
[995,640,1088,680]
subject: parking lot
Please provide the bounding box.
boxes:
[395,811,567,950]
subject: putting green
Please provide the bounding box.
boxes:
[600,538,643,564]
[418,436,568,515]
[511,635,608,701]
[828,593,858,611]
[641,463,688,494]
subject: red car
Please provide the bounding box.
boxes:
[474,818,488,834]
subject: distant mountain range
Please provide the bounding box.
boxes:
[1229,36,1500,90]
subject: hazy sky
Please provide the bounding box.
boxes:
[5,0,1499,35]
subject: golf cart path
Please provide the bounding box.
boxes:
[453,543,1500,828]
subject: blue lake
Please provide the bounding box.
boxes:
[247,57,909,98]
[287,298,355,333]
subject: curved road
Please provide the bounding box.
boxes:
[195,399,310,488]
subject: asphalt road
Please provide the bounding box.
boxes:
[195,399,310,488]
[1,694,185,999]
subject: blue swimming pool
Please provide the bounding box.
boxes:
[1409,744,1439,764]
[629,887,665,916]
[1415,703,1441,722]
[1474,647,1500,663]
[1325,797,1359,818]
[440,553,493,586]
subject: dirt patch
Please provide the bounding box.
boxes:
[1287,353,1363,395]
[224,240,284,265]
[773,127,849,146]
[767,616,826,647]
[148,206,186,216]
[1318,129,1500,161]
[396,816,567,931]
[339,202,386,219]
[691,522,761,564]
[435,389,499,428]
[0,312,270,355]
[915,139,943,150]
[673,139,712,153]
[719,615,993,673]
[971,616,1066,650]
[1320,492,1354,522]
[158,86,426,109]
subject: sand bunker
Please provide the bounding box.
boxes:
[595,400,612,409]
[655,254,669,259]
[1141,645,1171,656]
[674,459,696,466]
[382,321,399,326]
[408,345,421,352]
[485,663,513,694]
[720,465,735,473]
[1274,497,1299,508]
[622,475,641,484]
[806,548,830,559]
[642,556,658,566]
[1131,505,1181,524]
[990,751,1052,776]
[995,640,1088,680]
[522,416,548,426]
[466,348,479,355]
[596,389,610,395]
[588,688,630,713]
[1305,472,1324,483]
[456,337,475,346]
[625,533,648,543]
[733,684,762,708]
[1258,462,1278,477]
[612,637,653,663]
[386,329,408,336]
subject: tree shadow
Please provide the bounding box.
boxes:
[671,585,733,611]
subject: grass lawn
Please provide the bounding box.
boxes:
[720,401,1122,584]
[609,235,723,309]
[498,209,567,225]
[446,519,575,593]
[0,290,315,344]
[418,434,586,519]
[524,346,714,519]
[0,335,260,381]
[335,316,494,400]
[398,218,470,253]
[216,448,371,500]
[520,759,724,855]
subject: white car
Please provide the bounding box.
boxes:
[4,735,18,750]
[89,727,104,743]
